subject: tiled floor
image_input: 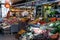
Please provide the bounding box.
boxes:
[0,34,18,40]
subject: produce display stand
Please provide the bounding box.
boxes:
[16,19,60,40]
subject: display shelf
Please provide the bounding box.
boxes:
[36,0,60,6]
[12,0,60,7]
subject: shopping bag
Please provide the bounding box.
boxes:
[15,29,26,39]
[18,29,26,35]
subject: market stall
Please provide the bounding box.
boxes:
[16,18,60,40]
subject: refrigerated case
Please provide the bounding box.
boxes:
[0,3,3,22]
[43,2,60,18]
[0,4,2,18]
[36,1,60,19]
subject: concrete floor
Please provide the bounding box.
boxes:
[0,34,60,40]
[0,34,18,40]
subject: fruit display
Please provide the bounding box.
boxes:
[3,17,18,25]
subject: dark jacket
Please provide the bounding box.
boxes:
[18,20,29,31]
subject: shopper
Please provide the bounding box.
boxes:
[15,18,30,39]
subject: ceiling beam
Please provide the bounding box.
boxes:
[12,0,26,5]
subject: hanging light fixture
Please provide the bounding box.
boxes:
[5,3,10,8]
[5,0,10,8]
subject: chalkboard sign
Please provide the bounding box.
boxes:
[36,5,43,18]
